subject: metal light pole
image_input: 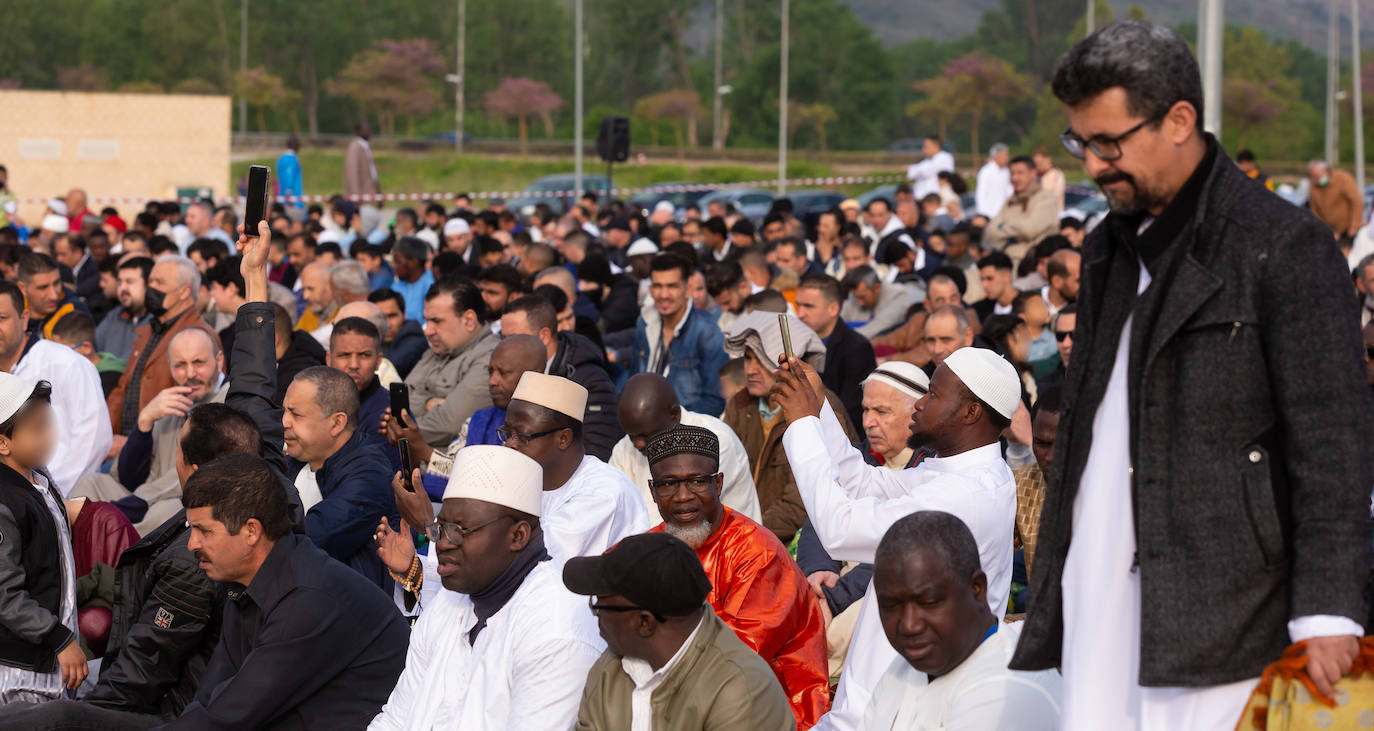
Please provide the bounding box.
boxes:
[713,0,724,151]
[1326,0,1340,165]
[1086,0,1095,37]
[239,0,248,135]
[456,0,465,153]
[1201,0,1223,136]
[777,0,789,195]
[574,0,584,196]
[1353,0,1365,199]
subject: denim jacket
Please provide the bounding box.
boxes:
[629,304,728,416]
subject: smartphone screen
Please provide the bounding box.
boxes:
[244,165,271,236]
[398,438,415,492]
[389,382,410,429]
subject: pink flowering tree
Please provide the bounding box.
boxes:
[483,77,565,154]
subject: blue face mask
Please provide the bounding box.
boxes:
[1317,175,1330,187]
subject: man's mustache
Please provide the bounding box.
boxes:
[1095,171,1134,187]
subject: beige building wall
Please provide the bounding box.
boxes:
[0,89,230,223]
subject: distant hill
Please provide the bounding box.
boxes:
[843,0,1374,52]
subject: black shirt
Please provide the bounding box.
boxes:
[161,533,408,729]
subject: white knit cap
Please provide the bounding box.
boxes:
[862,361,930,400]
[443,445,543,516]
[46,199,68,216]
[625,238,658,257]
[40,214,69,233]
[941,347,1022,419]
[511,371,588,422]
[443,217,470,236]
[0,372,39,425]
[653,200,676,214]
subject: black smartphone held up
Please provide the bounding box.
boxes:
[778,313,794,360]
[398,438,415,493]
[244,164,271,236]
[389,382,410,429]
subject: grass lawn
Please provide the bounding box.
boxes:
[231,150,898,203]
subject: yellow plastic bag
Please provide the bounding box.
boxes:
[1236,637,1374,730]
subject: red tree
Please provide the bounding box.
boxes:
[482,77,565,154]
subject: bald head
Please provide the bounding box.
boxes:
[336,300,388,339]
[618,373,683,453]
[494,334,548,373]
[301,261,336,314]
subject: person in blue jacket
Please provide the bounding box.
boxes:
[275,136,304,209]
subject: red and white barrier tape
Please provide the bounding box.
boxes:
[12,173,906,207]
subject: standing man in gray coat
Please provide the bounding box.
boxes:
[343,123,380,199]
[1011,21,1374,730]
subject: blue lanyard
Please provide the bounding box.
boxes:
[979,622,998,647]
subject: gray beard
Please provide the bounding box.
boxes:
[663,519,716,549]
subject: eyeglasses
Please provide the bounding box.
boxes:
[588,597,665,623]
[424,515,512,545]
[1059,113,1164,161]
[647,472,721,499]
[1054,330,1074,342]
[496,425,566,446]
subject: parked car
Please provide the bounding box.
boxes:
[506,174,610,218]
[628,183,716,220]
[856,184,897,210]
[697,188,776,224]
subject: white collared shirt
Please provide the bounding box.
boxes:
[622,614,705,731]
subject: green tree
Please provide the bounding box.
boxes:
[234,67,303,133]
[327,39,447,137]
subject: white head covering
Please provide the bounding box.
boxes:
[443,218,470,237]
[723,310,827,372]
[862,361,930,400]
[653,200,676,215]
[942,347,1021,419]
[0,372,39,425]
[443,445,543,515]
[625,238,659,257]
[40,214,69,233]
[46,199,68,216]
[511,372,588,422]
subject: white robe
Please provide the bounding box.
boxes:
[975,161,1012,219]
[369,561,605,731]
[608,409,762,524]
[1058,260,1359,729]
[781,400,1015,731]
[13,340,111,496]
[541,455,651,561]
[906,151,955,200]
[862,623,1061,731]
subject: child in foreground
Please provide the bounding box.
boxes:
[0,374,84,704]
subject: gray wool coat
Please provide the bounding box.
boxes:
[1011,137,1374,686]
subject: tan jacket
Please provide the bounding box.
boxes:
[982,182,1060,254]
[575,609,796,731]
[343,136,380,196]
[723,387,858,545]
[106,305,219,435]
[1308,167,1364,236]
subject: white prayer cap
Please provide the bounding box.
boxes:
[625,238,658,257]
[653,200,676,214]
[511,371,587,422]
[862,361,930,401]
[442,445,543,516]
[316,228,340,244]
[443,217,470,237]
[941,347,1021,419]
[0,372,39,425]
[41,214,69,233]
[46,199,68,216]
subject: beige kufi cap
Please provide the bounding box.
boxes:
[511,372,588,422]
[442,445,544,516]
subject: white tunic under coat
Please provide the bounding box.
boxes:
[541,455,651,561]
[369,561,604,731]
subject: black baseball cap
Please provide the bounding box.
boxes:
[562,533,711,617]
[605,216,632,232]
